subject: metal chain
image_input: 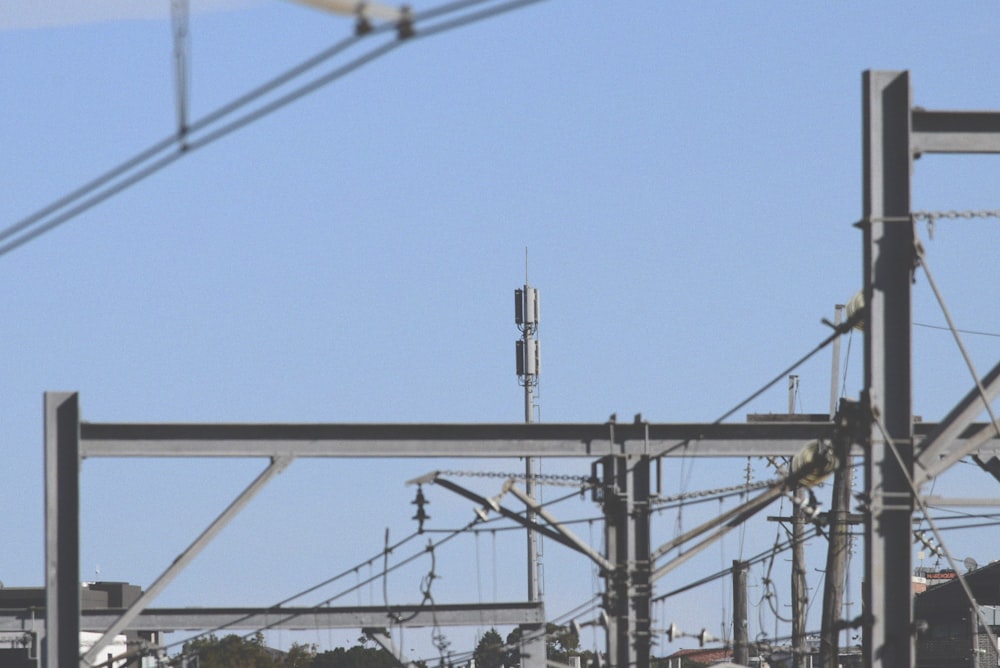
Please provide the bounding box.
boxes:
[437,469,594,487]
[652,478,778,506]
[912,209,1000,239]
[912,209,1000,221]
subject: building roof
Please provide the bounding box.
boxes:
[915,561,1000,617]
[662,646,733,662]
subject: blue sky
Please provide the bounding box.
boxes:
[3,0,1000,662]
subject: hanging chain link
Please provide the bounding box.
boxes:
[437,469,594,487]
[912,209,1000,239]
[651,478,778,506]
[912,209,1000,221]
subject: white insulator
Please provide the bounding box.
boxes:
[846,290,865,331]
[789,439,838,487]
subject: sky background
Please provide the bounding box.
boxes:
[3,0,1000,663]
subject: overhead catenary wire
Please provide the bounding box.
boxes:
[0,0,549,259]
[161,521,463,655]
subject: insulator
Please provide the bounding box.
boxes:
[789,439,838,487]
[411,485,430,532]
[846,290,865,331]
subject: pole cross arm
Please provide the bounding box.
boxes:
[912,109,1000,154]
[914,359,1000,486]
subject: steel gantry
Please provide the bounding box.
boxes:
[861,70,1000,668]
[39,392,1000,668]
[32,70,1000,668]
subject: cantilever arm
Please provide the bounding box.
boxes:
[504,481,613,573]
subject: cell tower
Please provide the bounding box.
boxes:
[515,257,541,602]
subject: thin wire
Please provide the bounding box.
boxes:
[0,0,548,259]
[654,312,861,463]
[917,245,1000,438]
[915,321,1000,338]
[162,524,458,653]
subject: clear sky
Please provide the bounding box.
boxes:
[3,0,1000,663]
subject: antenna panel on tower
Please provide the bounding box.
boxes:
[524,287,538,325]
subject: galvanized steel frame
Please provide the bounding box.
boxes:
[861,70,1000,668]
[41,71,1000,668]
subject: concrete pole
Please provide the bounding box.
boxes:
[819,410,854,668]
[791,490,808,668]
[733,560,749,666]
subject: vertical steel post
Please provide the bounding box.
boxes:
[601,455,631,668]
[45,392,80,668]
[631,456,652,668]
[861,70,915,668]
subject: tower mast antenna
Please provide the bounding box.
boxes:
[515,249,541,602]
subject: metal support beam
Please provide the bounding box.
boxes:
[911,109,1000,154]
[45,392,80,668]
[505,482,613,573]
[519,622,547,668]
[363,628,417,668]
[81,456,293,666]
[630,457,652,668]
[600,456,630,668]
[862,69,915,668]
[0,603,545,633]
[79,421,841,458]
[914,359,1000,485]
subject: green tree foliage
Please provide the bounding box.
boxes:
[503,624,596,668]
[311,645,402,668]
[472,629,505,668]
[176,632,317,668]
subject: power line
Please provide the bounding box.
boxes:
[1,0,548,259]
[915,321,1000,338]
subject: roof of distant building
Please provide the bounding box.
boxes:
[916,561,1000,617]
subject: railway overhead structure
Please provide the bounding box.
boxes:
[24,70,1000,668]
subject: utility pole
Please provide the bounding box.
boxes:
[786,376,808,668]
[791,490,808,668]
[732,560,749,666]
[819,401,859,668]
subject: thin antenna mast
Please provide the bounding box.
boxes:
[515,249,541,602]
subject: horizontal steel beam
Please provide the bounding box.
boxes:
[78,420,1000,459]
[80,421,837,458]
[912,109,1000,154]
[0,602,544,633]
